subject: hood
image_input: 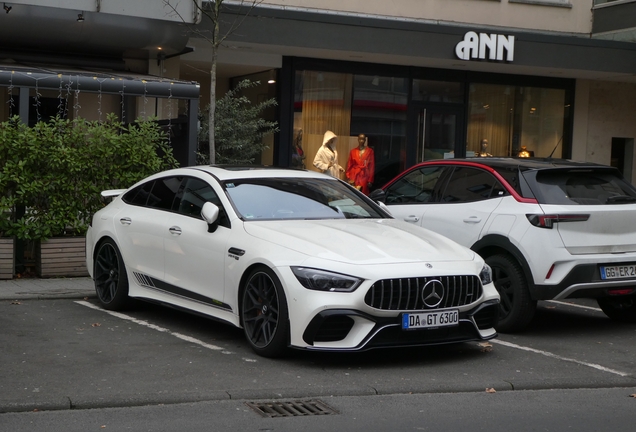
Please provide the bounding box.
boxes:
[243,219,475,265]
[322,130,338,146]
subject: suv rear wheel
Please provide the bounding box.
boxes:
[486,254,536,333]
[597,297,636,323]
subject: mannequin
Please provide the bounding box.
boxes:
[313,130,344,178]
[291,128,306,168]
[478,139,492,157]
[518,145,531,158]
[346,133,375,195]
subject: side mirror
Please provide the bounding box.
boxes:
[368,188,386,203]
[201,201,220,233]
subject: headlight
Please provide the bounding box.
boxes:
[480,263,493,286]
[291,267,362,292]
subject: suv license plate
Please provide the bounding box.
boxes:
[402,310,459,330]
[600,265,636,280]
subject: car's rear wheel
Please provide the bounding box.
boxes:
[597,296,636,323]
[94,239,130,311]
[486,254,536,333]
[241,267,289,358]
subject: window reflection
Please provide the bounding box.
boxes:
[293,71,407,191]
[467,84,566,158]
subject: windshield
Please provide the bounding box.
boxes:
[224,177,386,220]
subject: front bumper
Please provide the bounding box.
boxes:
[299,300,499,352]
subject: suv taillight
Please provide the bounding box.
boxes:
[526,214,590,229]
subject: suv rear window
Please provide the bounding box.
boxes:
[528,169,636,205]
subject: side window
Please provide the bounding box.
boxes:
[385,166,446,204]
[123,181,153,206]
[176,177,230,227]
[177,177,218,217]
[147,176,182,211]
[441,167,500,203]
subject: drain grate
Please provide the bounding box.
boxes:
[246,399,339,418]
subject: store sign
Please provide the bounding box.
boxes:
[455,31,515,62]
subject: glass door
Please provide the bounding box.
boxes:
[415,106,464,163]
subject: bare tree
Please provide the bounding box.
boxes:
[164,0,263,164]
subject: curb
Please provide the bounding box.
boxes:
[0,292,96,301]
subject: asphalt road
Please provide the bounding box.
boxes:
[1,296,635,430]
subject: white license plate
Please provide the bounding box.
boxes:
[402,309,459,330]
[600,265,636,280]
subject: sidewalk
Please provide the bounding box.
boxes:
[0,277,95,300]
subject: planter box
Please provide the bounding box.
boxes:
[0,237,14,280]
[37,237,88,278]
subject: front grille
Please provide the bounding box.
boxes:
[364,275,482,310]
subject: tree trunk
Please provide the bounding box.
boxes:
[209,47,217,164]
[208,0,222,165]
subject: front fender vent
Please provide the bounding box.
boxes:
[246,400,339,418]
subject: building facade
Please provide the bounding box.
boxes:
[184,0,636,185]
[1,0,636,185]
[0,0,202,166]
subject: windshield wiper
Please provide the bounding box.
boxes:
[606,195,636,204]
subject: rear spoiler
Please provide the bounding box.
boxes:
[101,189,126,198]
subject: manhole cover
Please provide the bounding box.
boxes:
[246,399,339,418]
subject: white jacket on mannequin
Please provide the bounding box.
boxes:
[313,130,343,178]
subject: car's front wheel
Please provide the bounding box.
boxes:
[94,239,130,311]
[597,296,636,323]
[241,267,289,358]
[486,254,536,333]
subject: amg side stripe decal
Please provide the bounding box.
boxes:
[132,272,232,311]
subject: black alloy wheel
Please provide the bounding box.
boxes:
[241,267,289,358]
[597,296,636,323]
[94,239,130,311]
[486,254,536,333]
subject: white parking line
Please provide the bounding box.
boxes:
[491,339,630,377]
[546,300,602,312]
[75,300,256,360]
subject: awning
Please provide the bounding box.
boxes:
[0,63,200,99]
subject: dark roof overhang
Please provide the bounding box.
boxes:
[0,64,200,99]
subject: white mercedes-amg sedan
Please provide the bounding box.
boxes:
[86,166,499,357]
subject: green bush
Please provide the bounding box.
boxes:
[0,114,178,240]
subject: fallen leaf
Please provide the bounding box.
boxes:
[91,323,101,327]
[545,306,556,309]
[101,426,106,429]
[486,388,496,393]
[630,394,636,398]
[478,342,493,352]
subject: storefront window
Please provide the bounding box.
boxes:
[293,71,407,190]
[412,79,463,104]
[467,83,566,158]
[351,75,407,188]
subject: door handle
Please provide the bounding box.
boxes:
[169,226,182,235]
[463,216,481,224]
[119,217,132,225]
[404,215,420,223]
